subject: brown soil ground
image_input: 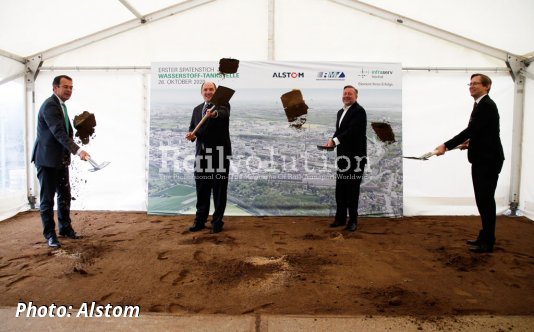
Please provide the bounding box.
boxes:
[0,212,533,318]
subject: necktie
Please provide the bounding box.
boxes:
[202,103,212,116]
[62,104,70,132]
[469,102,477,124]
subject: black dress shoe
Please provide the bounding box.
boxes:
[329,221,346,228]
[48,237,61,248]
[59,229,79,239]
[469,244,493,253]
[188,223,205,232]
[210,221,224,234]
[466,239,480,245]
[344,223,357,232]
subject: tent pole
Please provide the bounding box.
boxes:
[268,0,275,60]
[23,55,43,209]
[505,56,527,216]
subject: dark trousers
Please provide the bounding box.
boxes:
[36,165,72,239]
[335,158,365,224]
[194,156,230,226]
[471,161,502,246]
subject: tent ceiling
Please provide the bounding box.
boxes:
[359,0,534,57]
[0,0,193,58]
[0,0,532,62]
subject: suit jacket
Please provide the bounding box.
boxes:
[189,102,232,157]
[444,95,504,165]
[334,102,367,160]
[31,95,80,168]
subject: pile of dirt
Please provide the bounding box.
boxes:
[73,111,96,145]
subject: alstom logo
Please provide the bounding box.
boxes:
[316,71,346,80]
[272,72,305,78]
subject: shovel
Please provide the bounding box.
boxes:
[87,157,110,172]
[403,150,437,161]
[191,86,235,136]
[403,146,459,161]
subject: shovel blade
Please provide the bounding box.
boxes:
[88,159,110,172]
[403,156,428,161]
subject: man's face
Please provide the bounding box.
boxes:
[469,76,489,100]
[53,78,73,102]
[201,82,216,102]
[342,87,357,106]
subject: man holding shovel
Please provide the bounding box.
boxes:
[185,82,232,234]
[435,73,505,253]
[31,75,90,248]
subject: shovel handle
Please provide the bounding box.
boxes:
[88,157,99,168]
[191,106,216,136]
[421,146,460,159]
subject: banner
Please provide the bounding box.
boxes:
[149,61,402,216]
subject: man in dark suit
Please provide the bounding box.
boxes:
[324,85,367,232]
[185,81,231,233]
[31,75,90,248]
[436,73,505,253]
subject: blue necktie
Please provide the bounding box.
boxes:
[203,103,212,116]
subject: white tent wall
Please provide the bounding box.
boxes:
[402,72,514,215]
[0,77,27,221]
[0,0,532,219]
[32,71,148,211]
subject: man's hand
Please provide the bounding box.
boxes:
[458,139,470,150]
[185,132,196,141]
[435,144,447,156]
[205,110,218,118]
[79,150,90,161]
[325,139,335,148]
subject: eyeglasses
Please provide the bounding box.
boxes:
[467,82,482,87]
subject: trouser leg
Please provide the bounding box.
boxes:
[37,166,58,239]
[471,163,501,246]
[56,166,72,233]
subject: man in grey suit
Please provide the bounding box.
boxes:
[31,75,89,248]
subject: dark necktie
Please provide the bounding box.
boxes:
[469,102,477,123]
[202,103,212,116]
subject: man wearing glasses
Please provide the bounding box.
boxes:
[31,75,90,248]
[435,73,505,253]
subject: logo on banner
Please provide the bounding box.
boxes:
[370,69,394,79]
[272,72,305,79]
[316,71,346,80]
[357,68,370,79]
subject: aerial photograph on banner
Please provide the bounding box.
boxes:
[149,61,402,217]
